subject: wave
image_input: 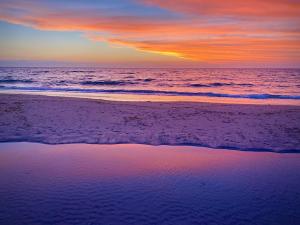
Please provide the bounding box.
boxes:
[1,86,300,100]
[80,80,137,86]
[119,72,135,75]
[0,79,34,84]
[189,82,254,88]
[67,70,95,73]
[135,78,155,82]
[34,70,49,73]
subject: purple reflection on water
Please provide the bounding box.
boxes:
[0,143,300,225]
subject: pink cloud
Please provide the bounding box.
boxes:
[0,0,299,65]
[143,0,300,19]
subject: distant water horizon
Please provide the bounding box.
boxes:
[0,67,299,104]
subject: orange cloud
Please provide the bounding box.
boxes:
[0,0,299,65]
[109,37,300,62]
[143,0,300,19]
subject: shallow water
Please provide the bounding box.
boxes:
[0,143,300,225]
[0,68,300,104]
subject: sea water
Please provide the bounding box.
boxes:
[0,67,299,104]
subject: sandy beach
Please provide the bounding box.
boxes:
[0,93,299,152]
[1,0,300,224]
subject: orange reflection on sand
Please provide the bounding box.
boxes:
[2,90,300,106]
[0,143,274,181]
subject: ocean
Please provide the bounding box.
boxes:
[0,67,299,104]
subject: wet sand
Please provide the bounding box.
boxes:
[0,93,300,152]
[0,143,299,225]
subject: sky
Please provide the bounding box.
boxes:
[0,0,299,67]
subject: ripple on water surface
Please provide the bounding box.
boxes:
[0,143,300,225]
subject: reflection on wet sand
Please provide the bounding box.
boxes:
[0,143,300,225]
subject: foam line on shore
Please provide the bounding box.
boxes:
[1,86,300,100]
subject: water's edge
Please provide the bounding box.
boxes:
[1,140,299,154]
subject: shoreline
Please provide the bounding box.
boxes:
[1,90,300,106]
[0,141,299,154]
[0,93,300,152]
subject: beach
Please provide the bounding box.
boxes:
[1,0,300,224]
[1,93,299,152]
[1,143,300,225]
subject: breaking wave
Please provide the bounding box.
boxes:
[1,86,300,100]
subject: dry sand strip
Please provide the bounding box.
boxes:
[0,93,300,152]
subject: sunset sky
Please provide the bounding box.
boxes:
[0,0,299,67]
